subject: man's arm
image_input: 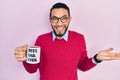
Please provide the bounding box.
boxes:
[14,45,39,73]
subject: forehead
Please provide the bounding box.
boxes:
[51,8,68,17]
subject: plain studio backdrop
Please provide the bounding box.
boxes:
[0,0,120,80]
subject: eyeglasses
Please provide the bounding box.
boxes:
[50,16,70,23]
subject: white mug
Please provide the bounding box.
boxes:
[26,46,40,64]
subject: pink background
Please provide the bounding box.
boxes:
[0,0,120,80]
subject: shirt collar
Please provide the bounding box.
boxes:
[52,30,68,41]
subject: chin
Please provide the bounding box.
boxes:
[54,32,64,37]
[53,27,68,37]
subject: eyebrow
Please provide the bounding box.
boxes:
[51,15,68,18]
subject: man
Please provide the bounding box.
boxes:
[14,2,120,80]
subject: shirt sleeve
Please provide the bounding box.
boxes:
[23,61,39,73]
[22,36,41,73]
[77,35,97,71]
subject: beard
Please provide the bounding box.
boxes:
[52,25,68,37]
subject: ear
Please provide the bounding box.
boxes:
[69,17,72,23]
[49,18,52,23]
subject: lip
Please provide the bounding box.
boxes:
[55,26,64,33]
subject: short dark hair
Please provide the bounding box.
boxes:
[50,2,70,18]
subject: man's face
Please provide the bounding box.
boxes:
[50,8,71,37]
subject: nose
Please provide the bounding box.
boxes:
[57,19,62,25]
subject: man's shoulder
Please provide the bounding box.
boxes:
[68,30,85,43]
[37,31,52,40]
[35,32,52,46]
[69,30,84,37]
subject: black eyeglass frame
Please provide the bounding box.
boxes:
[50,16,70,23]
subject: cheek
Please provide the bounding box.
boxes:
[64,23,69,28]
[50,23,55,28]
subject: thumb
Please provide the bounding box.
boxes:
[103,48,114,53]
[22,44,29,51]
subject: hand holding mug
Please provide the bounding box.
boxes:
[14,45,40,64]
[14,45,28,62]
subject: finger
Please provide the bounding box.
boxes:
[15,47,23,52]
[15,44,28,51]
[15,52,24,58]
[15,52,27,61]
[14,51,24,55]
[102,48,113,53]
[14,51,20,55]
[14,51,26,57]
[16,57,26,62]
[22,44,29,51]
[15,54,24,58]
